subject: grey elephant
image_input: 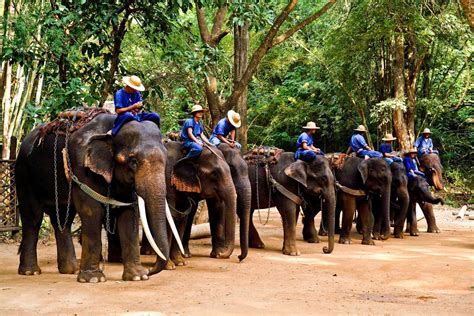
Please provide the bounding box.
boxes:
[16,113,180,283]
[247,153,335,256]
[335,157,392,245]
[163,141,239,268]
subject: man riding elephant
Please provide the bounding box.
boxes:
[295,121,324,162]
[347,125,383,159]
[209,110,242,149]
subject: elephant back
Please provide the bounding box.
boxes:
[243,146,284,166]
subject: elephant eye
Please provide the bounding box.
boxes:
[129,157,139,170]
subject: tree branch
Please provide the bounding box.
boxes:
[272,0,337,48]
[196,4,211,43]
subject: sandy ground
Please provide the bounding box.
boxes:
[0,205,473,315]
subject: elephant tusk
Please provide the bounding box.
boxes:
[165,200,185,255]
[137,196,167,261]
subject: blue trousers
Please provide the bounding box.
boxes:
[295,149,324,162]
[183,140,203,159]
[383,156,403,165]
[357,149,383,158]
[418,149,439,156]
[209,135,242,149]
[112,112,161,136]
[407,170,426,181]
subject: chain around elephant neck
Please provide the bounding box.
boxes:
[255,152,271,225]
[54,121,73,233]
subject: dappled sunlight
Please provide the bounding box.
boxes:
[342,252,421,261]
[265,256,338,266]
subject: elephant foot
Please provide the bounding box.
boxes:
[305,236,321,244]
[393,231,404,239]
[18,264,41,276]
[183,247,192,258]
[373,232,382,240]
[140,246,153,256]
[303,229,320,243]
[427,226,441,233]
[318,230,328,237]
[122,265,149,281]
[249,240,265,249]
[282,245,301,256]
[361,238,375,245]
[410,231,419,236]
[77,269,106,283]
[58,261,79,274]
[165,260,176,270]
[210,248,232,259]
[338,236,351,244]
[171,255,187,267]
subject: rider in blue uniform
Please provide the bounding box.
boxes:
[414,128,439,156]
[403,148,426,181]
[180,104,212,159]
[209,110,242,149]
[110,75,161,136]
[349,125,383,158]
[380,133,402,165]
[294,121,324,162]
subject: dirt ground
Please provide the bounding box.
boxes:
[1,205,473,315]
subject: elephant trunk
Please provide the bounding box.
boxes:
[322,185,336,254]
[237,184,251,262]
[135,168,169,275]
[218,186,237,259]
[380,183,392,240]
[431,169,444,191]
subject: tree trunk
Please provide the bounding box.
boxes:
[1,60,12,159]
[392,34,410,151]
[459,0,474,33]
[233,22,249,151]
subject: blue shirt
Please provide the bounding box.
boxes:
[296,132,314,152]
[211,118,235,138]
[380,143,393,155]
[114,88,142,111]
[350,134,368,153]
[181,118,204,142]
[403,156,418,173]
[414,136,433,152]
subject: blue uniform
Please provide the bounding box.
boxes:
[414,136,439,156]
[111,88,161,136]
[209,118,241,149]
[350,133,382,158]
[380,143,402,164]
[181,118,205,158]
[294,132,324,162]
[403,156,425,180]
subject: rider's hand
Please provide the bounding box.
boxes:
[229,142,235,148]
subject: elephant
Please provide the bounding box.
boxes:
[335,157,392,245]
[16,113,177,283]
[162,141,238,268]
[405,175,444,235]
[419,154,444,190]
[247,153,335,256]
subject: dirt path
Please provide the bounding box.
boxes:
[1,206,473,315]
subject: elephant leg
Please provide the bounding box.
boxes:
[107,230,122,263]
[277,200,300,256]
[407,203,419,236]
[422,203,440,233]
[76,197,106,283]
[318,207,328,236]
[356,212,363,235]
[372,205,383,240]
[18,194,43,275]
[49,208,79,274]
[207,198,229,258]
[358,201,375,245]
[334,204,342,235]
[117,208,149,281]
[302,207,320,243]
[169,214,188,267]
[249,208,265,248]
[339,193,355,244]
[181,202,198,258]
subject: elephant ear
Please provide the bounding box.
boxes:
[84,134,114,184]
[171,158,201,193]
[357,160,369,184]
[284,160,308,188]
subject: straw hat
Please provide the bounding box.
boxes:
[408,147,418,154]
[302,121,320,130]
[227,110,241,128]
[422,128,431,134]
[354,125,367,132]
[122,75,145,91]
[382,133,397,141]
[190,104,208,114]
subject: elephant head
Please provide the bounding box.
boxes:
[170,147,237,259]
[284,157,336,254]
[357,159,392,239]
[419,154,444,191]
[83,120,172,273]
[408,175,444,206]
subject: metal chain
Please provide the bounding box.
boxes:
[105,185,116,234]
[53,121,73,233]
[256,151,271,226]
